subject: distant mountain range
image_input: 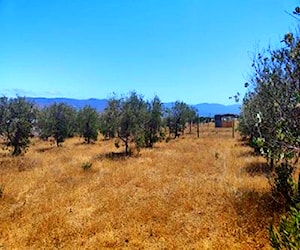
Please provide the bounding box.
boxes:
[26,97,108,112]
[193,103,240,117]
[26,97,240,117]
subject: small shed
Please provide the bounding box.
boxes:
[214,114,238,128]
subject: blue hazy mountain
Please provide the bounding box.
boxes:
[26,97,240,117]
[26,97,108,112]
[193,103,240,117]
[163,102,240,117]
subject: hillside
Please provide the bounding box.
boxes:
[0,125,278,249]
[26,97,240,116]
[26,97,108,112]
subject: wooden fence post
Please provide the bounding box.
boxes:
[232,119,235,138]
[197,117,200,138]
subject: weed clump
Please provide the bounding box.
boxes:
[0,185,3,198]
[81,161,92,171]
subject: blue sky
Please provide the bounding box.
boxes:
[0,0,299,105]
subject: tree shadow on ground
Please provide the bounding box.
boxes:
[93,151,133,161]
[0,151,10,158]
[36,146,55,153]
[0,156,40,171]
[238,150,260,158]
[242,162,271,177]
[230,189,285,247]
[73,141,96,146]
[0,157,12,170]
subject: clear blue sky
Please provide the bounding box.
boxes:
[0,0,299,105]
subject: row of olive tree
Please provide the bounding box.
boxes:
[0,93,197,156]
[239,30,300,204]
[239,7,300,249]
[37,103,99,146]
[99,92,197,155]
[0,97,100,155]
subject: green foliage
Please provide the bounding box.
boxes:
[269,205,300,250]
[77,105,99,143]
[144,95,163,147]
[164,101,195,139]
[119,92,148,152]
[81,161,92,171]
[241,7,300,249]
[187,106,197,134]
[239,38,300,162]
[100,92,163,155]
[38,103,77,146]
[0,97,36,156]
[270,163,297,205]
[99,98,121,140]
[100,92,145,155]
[36,108,51,140]
[239,13,300,205]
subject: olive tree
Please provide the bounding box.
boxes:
[0,97,36,156]
[100,92,162,155]
[38,103,77,146]
[99,97,121,140]
[119,92,148,154]
[164,101,194,139]
[77,105,99,143]
[144,95,163,147]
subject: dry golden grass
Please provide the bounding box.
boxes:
[0,124,281,249]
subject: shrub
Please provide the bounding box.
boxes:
[81,162,92,171]
[0,185,3,198]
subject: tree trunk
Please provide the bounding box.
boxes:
[125,141,129,156]
[12,145,21,156]
[270,158,274,172]
[118,135,130,156]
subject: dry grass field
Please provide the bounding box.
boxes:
[0,124,282,249]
